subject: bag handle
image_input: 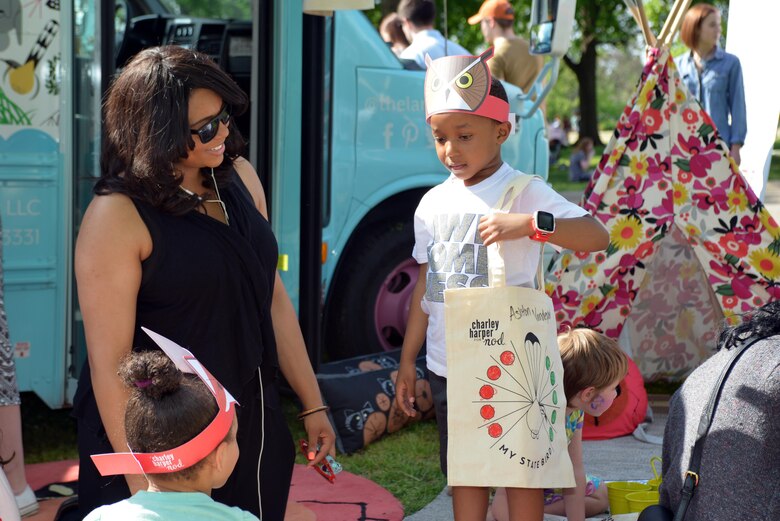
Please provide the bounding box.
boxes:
[486,174,539,289]
[672,336,761,521]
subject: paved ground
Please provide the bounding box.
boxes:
[763,179,780,219]
[404,413,665,521]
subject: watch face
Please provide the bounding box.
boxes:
[536,211,555,232]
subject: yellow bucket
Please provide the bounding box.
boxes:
[647,456,662,490]
[607,481,652,514]
[626,490,660,512]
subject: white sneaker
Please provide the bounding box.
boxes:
[15,485,39,517]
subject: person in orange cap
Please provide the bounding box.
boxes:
[468,0,543,95]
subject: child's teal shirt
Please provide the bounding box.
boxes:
[83,490,260,521]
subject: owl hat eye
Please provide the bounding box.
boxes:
[456,73,473,89]
[423,47,510,125]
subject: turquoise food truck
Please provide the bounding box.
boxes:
[0,0,567,407]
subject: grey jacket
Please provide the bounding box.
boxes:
[659,336,780,520]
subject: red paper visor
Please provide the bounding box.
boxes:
[90,327,238,476]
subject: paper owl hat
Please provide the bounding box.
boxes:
[424,47,509,124]
[90,327,238,476]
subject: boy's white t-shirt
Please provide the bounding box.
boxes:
[412,163,588,378]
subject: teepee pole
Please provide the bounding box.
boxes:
[661,0,692,48]
[658,0,684,45]
[625,0,657,48]
[636,0,657,48]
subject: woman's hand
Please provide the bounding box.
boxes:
[302,410,337,465]
[730,144,742,166]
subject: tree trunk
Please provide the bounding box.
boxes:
[576,40,600,146]
[564,39,601,146]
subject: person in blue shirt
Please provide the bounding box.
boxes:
[676,3,746,165]
[397,0,469,69]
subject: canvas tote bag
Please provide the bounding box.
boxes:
[444,175,575,488]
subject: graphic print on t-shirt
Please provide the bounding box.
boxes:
[425,212,488,303]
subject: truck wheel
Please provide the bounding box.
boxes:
[324,220,418,360]
[374,256,418,351]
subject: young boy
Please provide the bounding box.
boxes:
[491,328,628,521]
[394,49,609,521]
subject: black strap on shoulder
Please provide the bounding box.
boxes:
[673,336,761,521]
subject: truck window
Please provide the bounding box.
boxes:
[160,0,252,19]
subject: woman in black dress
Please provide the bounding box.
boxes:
[73,46,335,520]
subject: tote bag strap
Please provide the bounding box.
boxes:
[487,173,538,288]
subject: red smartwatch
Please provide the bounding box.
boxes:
[530,211,555,242]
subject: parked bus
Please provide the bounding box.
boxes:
[0,0,570,407]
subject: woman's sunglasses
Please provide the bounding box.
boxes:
[190,105,231,144]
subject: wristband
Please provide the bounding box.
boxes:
[298,405,329,420]
[531,210,555,242]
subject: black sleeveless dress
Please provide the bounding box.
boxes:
[73,171,295,520]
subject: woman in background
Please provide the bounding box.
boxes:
[676,3,746,165]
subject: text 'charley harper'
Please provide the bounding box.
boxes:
[469,319,506,347]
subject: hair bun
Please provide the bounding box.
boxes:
[119,350,182,400]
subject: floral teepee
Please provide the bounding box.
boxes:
[547,38,780,380]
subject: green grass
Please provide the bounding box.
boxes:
[644,380,682,396]
[19,392,78,464]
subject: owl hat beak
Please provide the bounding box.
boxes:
[424,47,510,124]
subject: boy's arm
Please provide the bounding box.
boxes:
[395,263,429,418]
[549,215,608,252]
[478,214,608,252]
[562,427,587,521]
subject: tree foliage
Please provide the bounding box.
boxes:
[369,0,732,141]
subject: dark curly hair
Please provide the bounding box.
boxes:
[96,45,249,214]
[489,77,508,104]
[119,350,230,481]
[718,300,780,350]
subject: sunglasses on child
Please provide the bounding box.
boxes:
[190,105,231,144]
